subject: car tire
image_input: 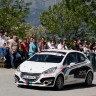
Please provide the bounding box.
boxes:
[85,72,93,86]
[54,75,64,90]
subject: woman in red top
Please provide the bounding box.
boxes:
[20,38,29,59]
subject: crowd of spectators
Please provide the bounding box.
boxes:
[0,30,96,69]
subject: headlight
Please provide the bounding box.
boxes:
[42,67,57,74]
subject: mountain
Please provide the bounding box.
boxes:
[25,0,61,26]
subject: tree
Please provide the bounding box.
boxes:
[27,25,48,40]
[0,0,32,37]
[11,23,32,38]
[40,0,96,40]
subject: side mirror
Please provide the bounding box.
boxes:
[69,62,76,67]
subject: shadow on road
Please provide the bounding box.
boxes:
[18,83,96,91]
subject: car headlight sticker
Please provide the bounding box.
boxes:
[42,67,57,74]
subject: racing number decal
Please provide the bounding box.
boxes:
[69,66,91,79]
[79,70,86,76]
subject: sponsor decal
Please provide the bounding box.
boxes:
[29,82,32,86]
[62,64,78,74]
[65,74,74,80]
[69,66,90,78]
[25,82,32,86]
[25,82,29,86]
[61,67,69,74]
[65,76,68,80]
[43,74,52,76]
[79,70,86,76]
[68,74,74,79]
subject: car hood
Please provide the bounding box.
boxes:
[20,61,60,73]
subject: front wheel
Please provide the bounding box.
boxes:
[54,75,64,90]
[85,72,93,86]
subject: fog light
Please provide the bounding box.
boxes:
[43,79,53,85]
[48,79,53,84]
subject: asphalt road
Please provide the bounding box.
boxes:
[0,68,96,96]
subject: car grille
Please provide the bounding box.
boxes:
[21,72,41,82]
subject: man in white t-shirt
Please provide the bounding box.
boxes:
[9,35,21,68]
[47,39,55,49]
[0,30,5,59]
[57,39,68,49]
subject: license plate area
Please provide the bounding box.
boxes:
[22,75,36,79]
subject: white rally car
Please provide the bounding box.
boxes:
[15,49,94,90]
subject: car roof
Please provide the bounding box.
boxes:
[41,49,82,54]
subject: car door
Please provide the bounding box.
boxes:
[63,52,79,84]
[75,53,90,81]
[64,52,89,85]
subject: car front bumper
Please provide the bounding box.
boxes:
[15,72,55,87]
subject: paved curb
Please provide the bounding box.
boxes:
[0,63,4,68]
[0,55,4,68]
[0,62,4,68]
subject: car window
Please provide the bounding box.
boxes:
[28,54,64,63]
[77,53,86,63]
[64,53,77,65]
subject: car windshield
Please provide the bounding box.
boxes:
[28,54,64,63]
